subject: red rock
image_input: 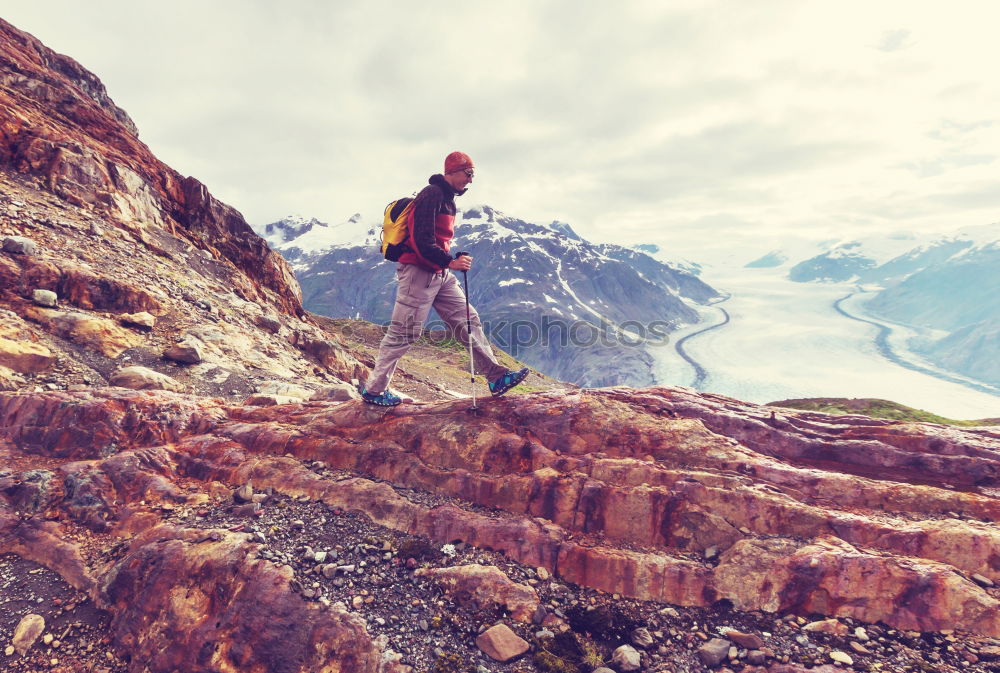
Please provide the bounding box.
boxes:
[725,629,764,649]
[475,623,529,662]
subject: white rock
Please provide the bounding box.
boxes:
[120,312,156,330]
[3,235,37,255]
[164,340,203,364]
[32,289,57,307]
[830,651,854,665]
[110,366,183,392]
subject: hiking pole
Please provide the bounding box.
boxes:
[455,251,477,411]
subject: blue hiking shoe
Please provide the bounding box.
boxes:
[489,368,530,398]
[361,387,402,407]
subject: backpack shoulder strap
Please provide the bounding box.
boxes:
[390,197,413,222]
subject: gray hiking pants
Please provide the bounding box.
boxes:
[366,263,507,394]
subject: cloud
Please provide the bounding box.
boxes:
[876,29,914,52]
[2,0,1000,254]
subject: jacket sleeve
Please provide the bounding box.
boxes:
[411,186,454,270]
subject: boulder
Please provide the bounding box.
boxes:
[110,366,183,392]
[0,336,56,373]
[32,289,57,307]
[415,564,539,623]
[475,623,529,662]
[120,311,156,330]
[3,235,37,255]
[164,340,203,364]
[12,613,45,655]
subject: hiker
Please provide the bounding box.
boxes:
[361,151,529,406]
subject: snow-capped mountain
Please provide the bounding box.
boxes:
[255,214,377,260]
[630,243,704,277]
[258,205,721,387]
[787,233,925,282]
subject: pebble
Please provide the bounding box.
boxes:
[4,645,13,656]
[829,651,853,665]
[854,626,869,641]
[697,638,731,667]
[611,644,642,672]
[724,629,764,649]
[631,627,654,649]
[536,566,550,580]
[849,641,871,655]
[972,573,994,587]
[314,551,327,564]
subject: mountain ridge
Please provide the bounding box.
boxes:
[261,204,722,387]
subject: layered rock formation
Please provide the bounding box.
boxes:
[3,384,1000,671]
[0,17,300,315]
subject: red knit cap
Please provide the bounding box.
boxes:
[444,151,474,174]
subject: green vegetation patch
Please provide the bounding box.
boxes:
[767,397,998,427]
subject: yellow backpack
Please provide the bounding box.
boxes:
[380,197,415,261]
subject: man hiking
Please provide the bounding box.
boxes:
[361,151,529,406]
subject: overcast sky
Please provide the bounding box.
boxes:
[3,1,999,256]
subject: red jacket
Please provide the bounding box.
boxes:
[398,174,461,271]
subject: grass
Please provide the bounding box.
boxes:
[767,397,999,427]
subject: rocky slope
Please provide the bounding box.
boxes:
[4,386,1000,672]
[267,205,720,388]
